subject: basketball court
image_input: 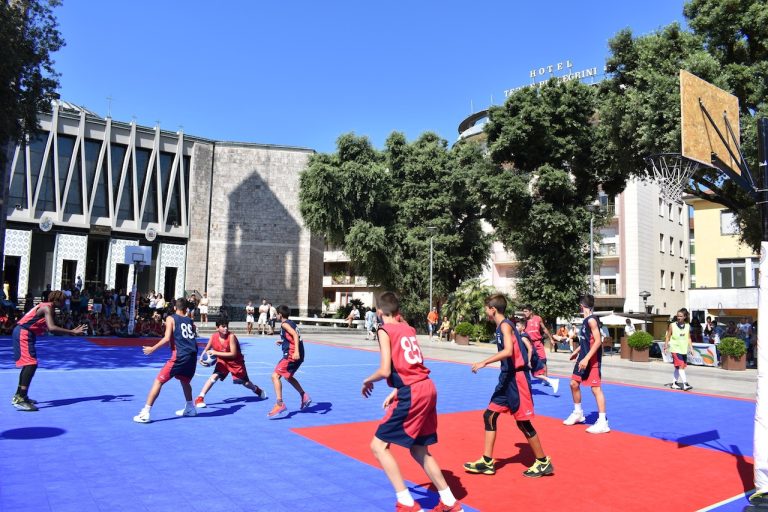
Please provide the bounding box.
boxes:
[0,334,756,511]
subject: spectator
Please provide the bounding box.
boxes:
[703,316,714,342]
[427,306,439,339]
[364,307,377,341]
[624,318,636,338]
[75,275,83,291]
[346,304,360,328]
[437,316,452,342]
[268,302,277,335]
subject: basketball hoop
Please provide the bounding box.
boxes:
[643,153,702,204]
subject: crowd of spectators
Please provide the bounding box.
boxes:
[0,280,199,337]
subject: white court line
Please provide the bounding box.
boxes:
[696,489,755,511]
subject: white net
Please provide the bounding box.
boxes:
[643,153,701,204]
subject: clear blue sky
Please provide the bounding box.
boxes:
[53,1,687,153]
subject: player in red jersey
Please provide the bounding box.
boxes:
[522,305,560,394]
[362,292,463,512]
[464,294,553,478]
[11,290,87,411]
[194,320,267,408]
[267,305,311,417]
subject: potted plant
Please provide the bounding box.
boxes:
[454,322,473,345]
[718,337,747,371]
[627,331,654,362]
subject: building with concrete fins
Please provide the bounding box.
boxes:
[3,101,322,314]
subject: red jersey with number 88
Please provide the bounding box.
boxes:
[380,322,430,388]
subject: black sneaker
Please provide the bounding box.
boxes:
[523,457,554,478]
[464,456,495,475]
[669,382,682,390]
[12,394,39,412]
[749,491,768,506]
[682,383,693,391]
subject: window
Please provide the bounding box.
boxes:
[679,240,684,258]
[678,206,684,224]
[660,269,666,289]
[670,271,676,291]
[668,203,673,220]
[659,234,665,253]
[669,236,674,256]
[721,210,739,235]
[659,198,664,216]
[599,278,617,295]
[680,273,685,292]
[718,259,747,287]
[751,258,759,286]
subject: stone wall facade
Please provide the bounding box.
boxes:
[185,142,322,315]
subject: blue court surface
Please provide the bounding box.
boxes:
[0,335,756,512]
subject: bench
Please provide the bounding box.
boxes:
[292,316,366,329]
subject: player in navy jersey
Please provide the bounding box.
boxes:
[362,292,463,512]
[11,290,87,411]
[267,305,311,417]
[464,294,553,478]
[133,298,199,423]
[563,294,610,433]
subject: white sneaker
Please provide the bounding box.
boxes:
[175,406,197,417]
[255,387,267,399]
[550,378,560,395]
[133,410,151,423]
[586,420,611,434]
[563,411,586,425]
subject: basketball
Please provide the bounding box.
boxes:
[200,352,217,367]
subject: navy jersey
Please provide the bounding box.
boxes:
[172,313,198,358]
[280,319,304,361]
[494,319,527,372]
[577,314,603,365]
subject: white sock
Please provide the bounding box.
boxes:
[437,488,457,506]
[197,393,204,398]
[574,403,583,413]
[396,489,415,506]
[598,412,607,422]
[673,368,680,382]
[679,369,687,383]
[142,405,151,412]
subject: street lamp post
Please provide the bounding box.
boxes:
[639,291,651,333]
[428,227,437,312]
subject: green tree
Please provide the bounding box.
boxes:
[299,132,491,323]
[0,0,64,282]
[597,1,768,250]
[0,0,64,148]
[478,79,607,323]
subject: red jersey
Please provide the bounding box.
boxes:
[17,302,52,335]
[379,322,430,388]
[210,331,244,365]
[524,315,543,342]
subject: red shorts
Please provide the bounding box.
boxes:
[672,352,688,369]
[572,359,601,387]
[376,378,438,448]
[274,357,303,378]
[13,327,37,367]
[156,355,196,384]
[488,371,535,421]
[214,360,248,382]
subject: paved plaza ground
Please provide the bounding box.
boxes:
[0,328,758,511]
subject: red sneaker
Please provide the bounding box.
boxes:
[268,402,287,417]
[194,396,206,408]
[430,500,464,512]
[395,502,423,512]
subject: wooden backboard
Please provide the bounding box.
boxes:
[680,70,741,175]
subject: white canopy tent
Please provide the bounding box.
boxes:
[597,313,645,326]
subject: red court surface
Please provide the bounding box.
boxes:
[294,410,753,512]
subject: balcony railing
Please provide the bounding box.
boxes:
[599,282,617,295]
[603,203,616,216]
[323,275,369,286]
[597,243,618,256]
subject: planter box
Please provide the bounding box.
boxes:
[721,354,746,371]
[454,334,470,346]
[630,347,650,362]
[620,336,630,359]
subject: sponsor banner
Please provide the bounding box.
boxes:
[656,341,718,367]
